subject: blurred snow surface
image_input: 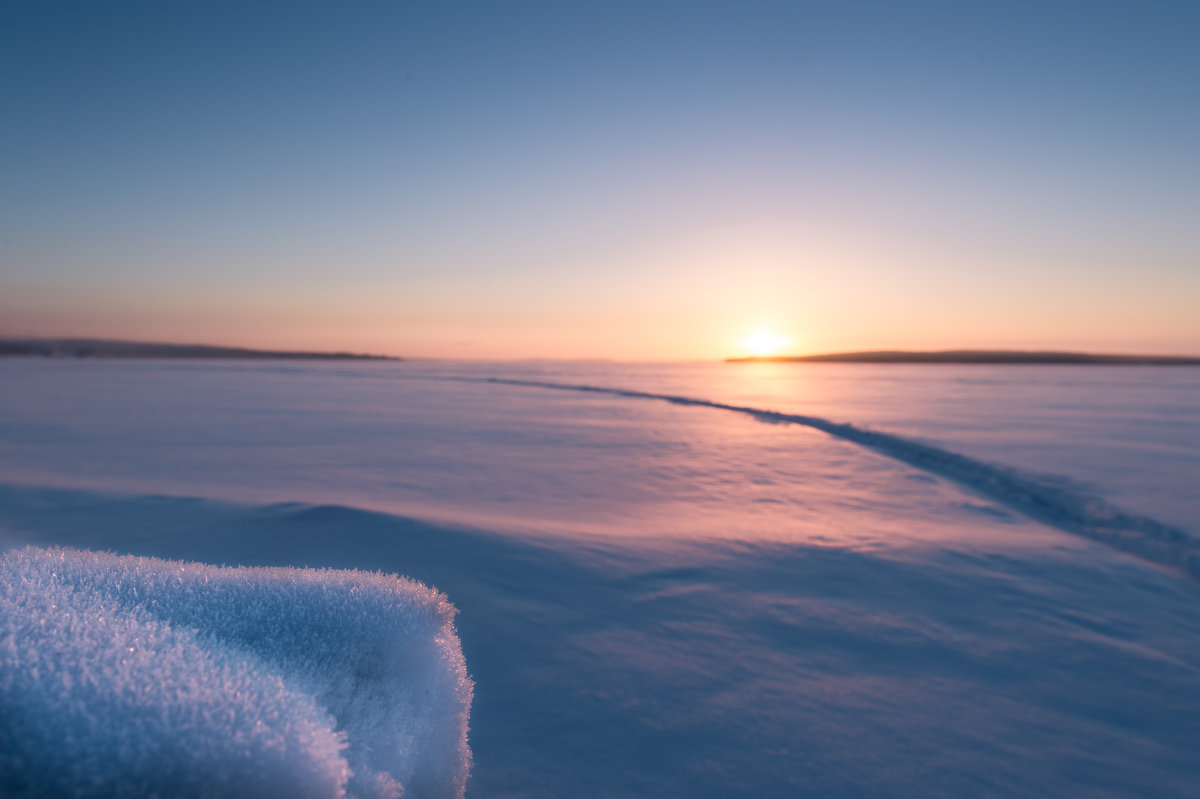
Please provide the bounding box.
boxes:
[2,360,1199,797]
[0,546,472,799]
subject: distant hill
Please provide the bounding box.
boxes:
[0,338,401,361]
[726,349,1200,365]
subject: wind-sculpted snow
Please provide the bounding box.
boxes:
[460,376,1200,579]
[0,546,473,799]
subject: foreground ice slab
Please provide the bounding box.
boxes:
[0,546,472,799]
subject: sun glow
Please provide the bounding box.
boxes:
[739,329,793,357]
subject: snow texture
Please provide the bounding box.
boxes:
[0,546,472,799]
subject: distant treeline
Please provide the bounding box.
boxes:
[0,339,400,361]
[727,350,1200,365]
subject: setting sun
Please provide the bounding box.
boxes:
[739,329,793,357]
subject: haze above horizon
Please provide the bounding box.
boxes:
[2,2,1197,360]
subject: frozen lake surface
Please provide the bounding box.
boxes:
[1,359,1199,797]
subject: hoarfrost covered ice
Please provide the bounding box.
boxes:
[0,546,473,799]
[2,359,1199,797]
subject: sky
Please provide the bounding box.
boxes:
[2,0,1198,360]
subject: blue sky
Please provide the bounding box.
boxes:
[2,1,1198,358]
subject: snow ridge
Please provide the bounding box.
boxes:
[465,376,1200,579]
[0,546,472,799]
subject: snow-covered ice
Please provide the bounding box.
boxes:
[0,545,472,799]
[455,373,1200,577]
[1,358,1198,797]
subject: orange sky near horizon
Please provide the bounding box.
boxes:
[6,212,1198,360]
[6,245,1197,361]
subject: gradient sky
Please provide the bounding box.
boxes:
[2,1,1198,359]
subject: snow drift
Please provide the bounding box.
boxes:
[0,546,472,799]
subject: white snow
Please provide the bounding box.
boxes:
[464,375,1200,578]
[0,546,472,799]
[1,359,1199,797]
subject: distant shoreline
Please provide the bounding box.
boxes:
[0,338,400,361]
[726,350,1200,365]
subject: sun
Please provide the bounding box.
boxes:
[739,329,793,357]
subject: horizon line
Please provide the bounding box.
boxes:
[3,337,1200,365]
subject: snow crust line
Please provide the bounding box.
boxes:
[0,547,473,799]
[443,375,1199,580]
